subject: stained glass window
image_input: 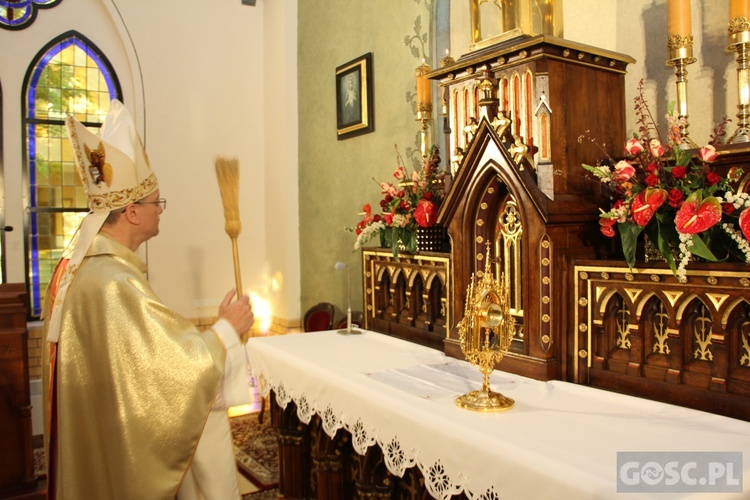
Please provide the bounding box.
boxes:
[24,32,120,316]
[0,0,62,31]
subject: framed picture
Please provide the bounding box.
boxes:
[336,52,374,140]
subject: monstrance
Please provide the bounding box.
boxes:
[456,245,516,412]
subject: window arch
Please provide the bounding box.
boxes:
[23,31,121,317]
[0,0,62,31]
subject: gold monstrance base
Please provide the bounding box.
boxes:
[456,389,514,412]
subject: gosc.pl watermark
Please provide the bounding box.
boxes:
[617,452,743,493]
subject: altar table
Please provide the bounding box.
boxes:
[245,330,750,499]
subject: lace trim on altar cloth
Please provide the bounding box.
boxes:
[254,372,502,499]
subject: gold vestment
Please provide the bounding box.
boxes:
[44,233,225,499]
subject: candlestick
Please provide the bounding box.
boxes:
[667,0,696,148]
[666,32,697,148]
[728,14,750,143]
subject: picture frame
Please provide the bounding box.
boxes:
[336,52,374,140]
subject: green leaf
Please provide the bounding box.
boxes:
[390,229,401,260]
[688,233,719,262]
[656,226,677,275]
[618,221,643,269]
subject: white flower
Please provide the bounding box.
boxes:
[676,233,693,283]
[354,220,386,250]
[722,223,750,263]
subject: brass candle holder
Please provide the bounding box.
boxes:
[728,17,750,144]
[456,245,516,412]
[666,34,698,149]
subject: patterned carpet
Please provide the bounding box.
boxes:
[230,409,279,491]
[33,444,46,478]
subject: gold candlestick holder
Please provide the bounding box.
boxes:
[666,35,698,149]
[417,104,432,159]
[728,18,750,144]
[456,244,516,412]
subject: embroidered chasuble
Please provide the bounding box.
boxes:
[43,233,225,499]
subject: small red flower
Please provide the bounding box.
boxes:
[705,172,721,186]
[722,203,735,215]
[671,166,686,180]
[614,160,635,182]
[644,173,660,186]
[644,162,658,174]
[699,145,718,162]
[668,188,683,208]
[625,138,644,156]
[649,139,665,158]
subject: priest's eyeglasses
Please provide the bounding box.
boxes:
[135,198,167,211]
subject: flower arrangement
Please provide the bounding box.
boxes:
[349,145,446,258]
[581,80,750,282]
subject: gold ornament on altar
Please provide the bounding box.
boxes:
[456,244,516,412]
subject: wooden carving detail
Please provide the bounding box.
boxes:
[362,249,450,350]
[575,263,750,421]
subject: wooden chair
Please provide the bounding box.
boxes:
[333,311,364,330]
[303,302,335,332]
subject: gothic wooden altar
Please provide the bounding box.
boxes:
[361,35,750,421]
[364,35,634,380]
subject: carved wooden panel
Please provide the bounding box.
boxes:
[573,261,750,421]
[361,249,450,351]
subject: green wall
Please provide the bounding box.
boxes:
[298,0,436,319]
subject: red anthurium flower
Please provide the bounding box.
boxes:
[625,138,644,156]
[413,199,438,227]
[674,192,722,234]
[383,210,395,225]
[599,217,617,237]
[740,208,750,240]
[631,188,668,226]
[698,144,718,162]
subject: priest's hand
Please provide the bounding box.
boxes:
[218,288,254,343]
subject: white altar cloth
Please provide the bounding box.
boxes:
[246,330,750,499]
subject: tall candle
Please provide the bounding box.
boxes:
[667,0,691,37]
[730,0,750,20]
[416,61,431,108]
